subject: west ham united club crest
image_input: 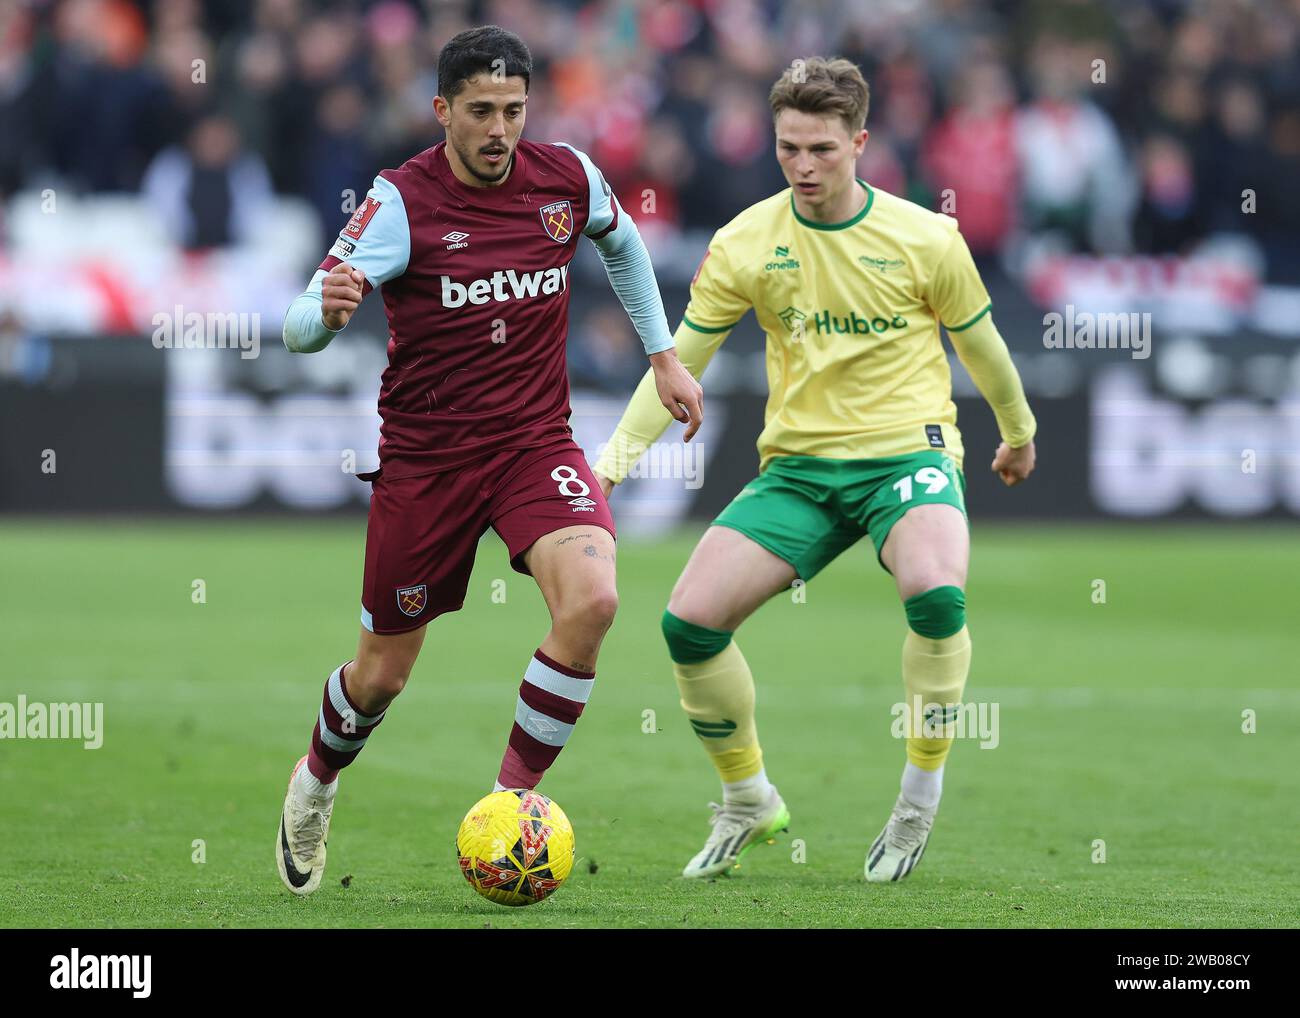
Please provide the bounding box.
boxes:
[396,584,427,617]
[540,200,573,243]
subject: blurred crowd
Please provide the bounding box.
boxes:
[2,0,1299,271]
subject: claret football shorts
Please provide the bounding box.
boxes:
[359,438,615,634]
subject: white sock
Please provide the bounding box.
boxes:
[296,765,338,800]
[723,768,773,810]
[901,761,942,809]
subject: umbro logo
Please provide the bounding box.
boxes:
[526,714,560,735]
[442,230,469,250]
[569,496,596,512]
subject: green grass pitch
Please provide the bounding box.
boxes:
[1,519,1296,928]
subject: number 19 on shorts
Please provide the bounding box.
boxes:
[893,465,952,503]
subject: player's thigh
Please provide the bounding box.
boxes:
[675,461,855,631]
[523,525,618,629]
[858,451,968,599]
[880,503,969,600]
[667,525,797,632]
[490,441,618,626]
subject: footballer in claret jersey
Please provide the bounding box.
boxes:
[274,25,703,896]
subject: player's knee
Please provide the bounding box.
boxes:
[554,585,618,637]
[585,586,619,632]
[665,584,728,631]
[661,608,733,665]
[347,658,413,712]
[903,585,966,640]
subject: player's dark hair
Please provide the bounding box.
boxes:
[769,57,870,133]
[437,25,532,101]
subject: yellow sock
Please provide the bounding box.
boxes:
[674,641,763,783]
[902,625,972,770]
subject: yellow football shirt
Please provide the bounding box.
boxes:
[596,180,1035,482]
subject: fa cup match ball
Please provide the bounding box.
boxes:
[456,789,575,907]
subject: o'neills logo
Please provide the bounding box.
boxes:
[440,266,569,308]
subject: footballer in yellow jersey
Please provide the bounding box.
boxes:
[596,57,1038,883]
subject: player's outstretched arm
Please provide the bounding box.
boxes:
[947,313,1037,486]
[583,199,703,436]
[594,322,731,496]
[558,143,709,484]
[590,209,752,497]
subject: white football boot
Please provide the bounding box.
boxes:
[682,786,791,879]
[276,755,336,895]
[865,792,936,882]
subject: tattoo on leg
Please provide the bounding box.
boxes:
[555,533,593,546]
[570,660,594,672]
[583,544,614,561]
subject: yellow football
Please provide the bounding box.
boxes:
[455,789,575,907]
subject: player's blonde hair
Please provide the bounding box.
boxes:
[768,57,870,134]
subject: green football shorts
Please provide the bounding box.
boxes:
[711,451,967,580]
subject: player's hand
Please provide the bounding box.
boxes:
[321,262,366,331]
[596,474,615,500]
[992,440,1036,486]
[649,348,704,442]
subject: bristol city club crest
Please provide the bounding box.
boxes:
[396,584,427,617]
[539,200,573,243]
